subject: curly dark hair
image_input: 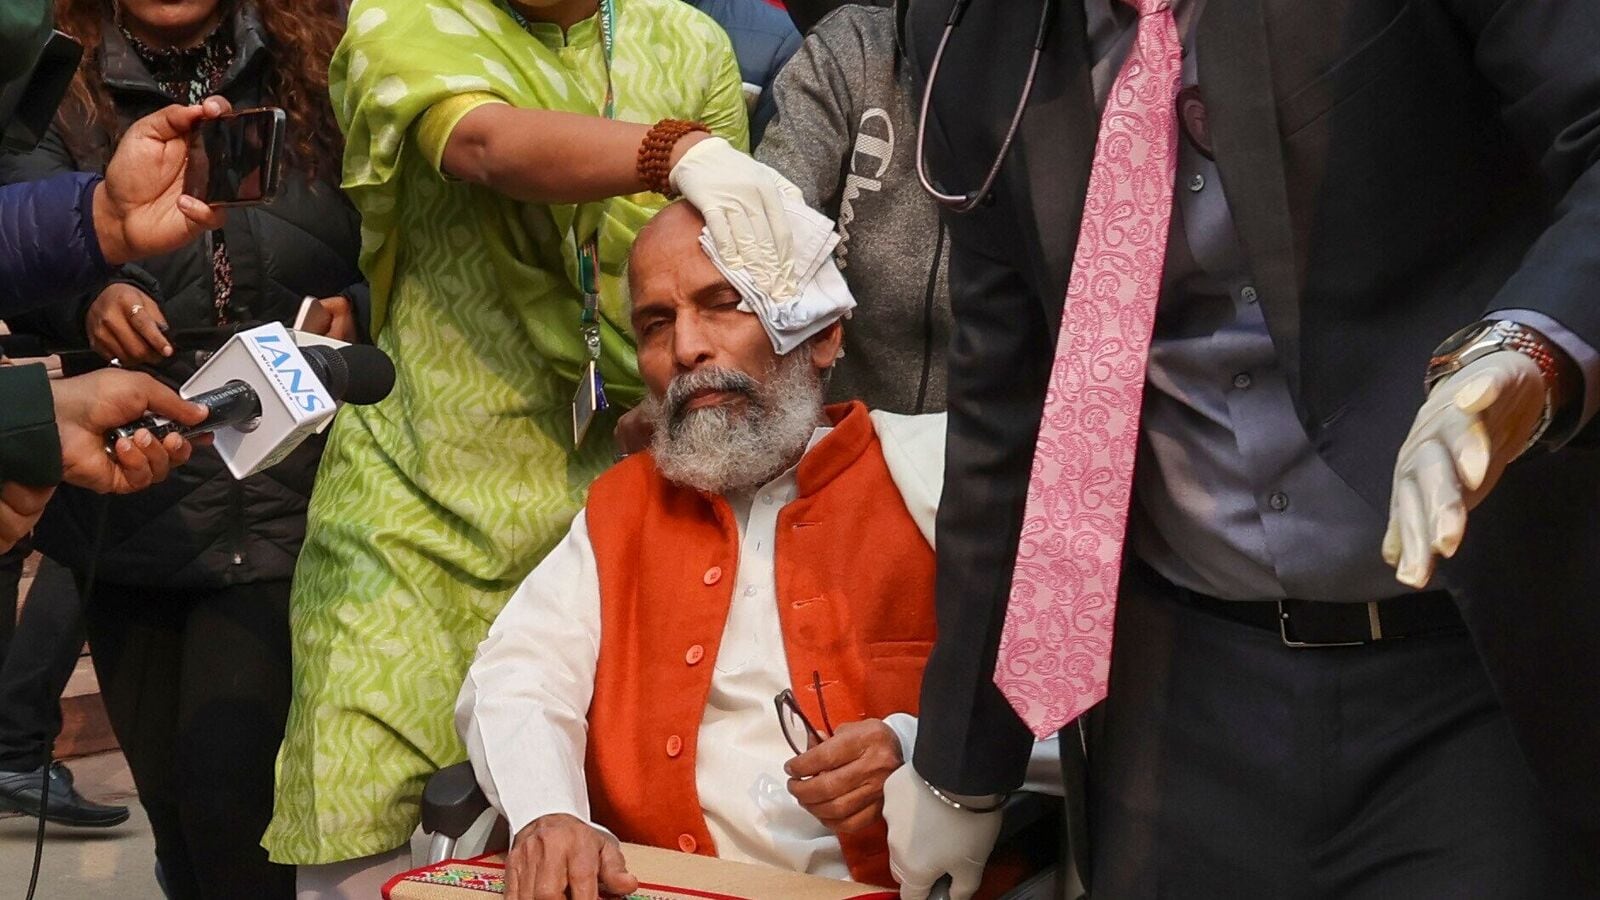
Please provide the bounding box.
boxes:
[54,0,344,182]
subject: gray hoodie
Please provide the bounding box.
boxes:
[757,5,950,414]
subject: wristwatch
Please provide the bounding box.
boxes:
[1424,319,1561,449]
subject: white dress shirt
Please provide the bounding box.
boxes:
[456,413,1060,878]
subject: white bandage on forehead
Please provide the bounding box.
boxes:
[698,197,857,355]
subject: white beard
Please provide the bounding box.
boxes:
[642,353,824,495]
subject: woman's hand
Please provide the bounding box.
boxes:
[87,283,171,365]
[299,295,359,343]
[668,135,803,300]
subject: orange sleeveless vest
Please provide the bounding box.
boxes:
[582,401,937,887]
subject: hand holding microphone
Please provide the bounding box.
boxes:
[0,363,207,552]
[55,368,209,494]
[105,323,396,479]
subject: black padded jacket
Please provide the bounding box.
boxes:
[0,6,364,588]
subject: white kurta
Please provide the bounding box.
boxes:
[456,412,1060,878]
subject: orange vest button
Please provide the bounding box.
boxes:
[666,734,683,758]
[702,566,722,585]
[678,833,698,854]
[685,644,705,665]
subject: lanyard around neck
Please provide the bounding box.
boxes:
[502,0,621,442]
[503,0,616,121]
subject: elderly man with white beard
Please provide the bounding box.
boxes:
[455,201,1058,900]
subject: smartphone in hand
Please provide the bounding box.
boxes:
[184,107,286,207]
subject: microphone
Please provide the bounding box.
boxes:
[107,323,395,478]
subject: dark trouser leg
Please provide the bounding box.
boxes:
[0,556,86,771]
[0,541,25,659]
[1086,565,1599,898]
[1318,631,1600,898]
[84,581,198,899]
[174,579,295,900]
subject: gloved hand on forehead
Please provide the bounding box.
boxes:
[669,136,805,300]
[693,189,857,356]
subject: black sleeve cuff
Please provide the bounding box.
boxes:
[0,365,62,486]
[339,282,374,344]
[75,173,110,274]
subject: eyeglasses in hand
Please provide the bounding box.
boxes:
[774,671,834,756]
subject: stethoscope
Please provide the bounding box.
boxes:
[915,0,1059,213]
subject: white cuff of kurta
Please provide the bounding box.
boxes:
[698,196,857,355]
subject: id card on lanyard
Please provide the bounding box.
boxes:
[507,0,618,449]
[572,240,608,448]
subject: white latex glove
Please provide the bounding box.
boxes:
[668,136,803,300]
[1383,351,1548,588]
[883,766,1003,900]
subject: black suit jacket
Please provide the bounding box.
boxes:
[908,0,1600,831]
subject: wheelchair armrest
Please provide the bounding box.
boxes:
[422,760,491,841]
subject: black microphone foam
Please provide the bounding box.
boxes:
[300,344,395,406]
[335,344,396,405]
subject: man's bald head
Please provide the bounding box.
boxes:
[627,200,711,314]
[630,199,706,275]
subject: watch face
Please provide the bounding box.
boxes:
[1433,321,1495,357]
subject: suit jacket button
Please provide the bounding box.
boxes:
[685,644,705,665]
[703,566,722,585]
[678,833,698,853]
[666,734,683,758]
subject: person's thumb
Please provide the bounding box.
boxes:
[177,195,227,232]
[135,96,232,143]
[1452,371,1502,416]
[199,95,233,118]
[136,376,210,427]
[134,102,206,143]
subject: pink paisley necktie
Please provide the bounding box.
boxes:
[995,0,1183,737]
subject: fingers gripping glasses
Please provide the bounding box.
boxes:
[915,0,1059,213]
[774,671,835,756]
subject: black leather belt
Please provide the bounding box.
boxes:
[1175,587,1464,648]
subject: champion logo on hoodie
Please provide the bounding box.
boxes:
[836,107,894,270]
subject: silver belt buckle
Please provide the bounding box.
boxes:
[1277,600,1380,648]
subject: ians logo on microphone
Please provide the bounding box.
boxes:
[251,333,329,414]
